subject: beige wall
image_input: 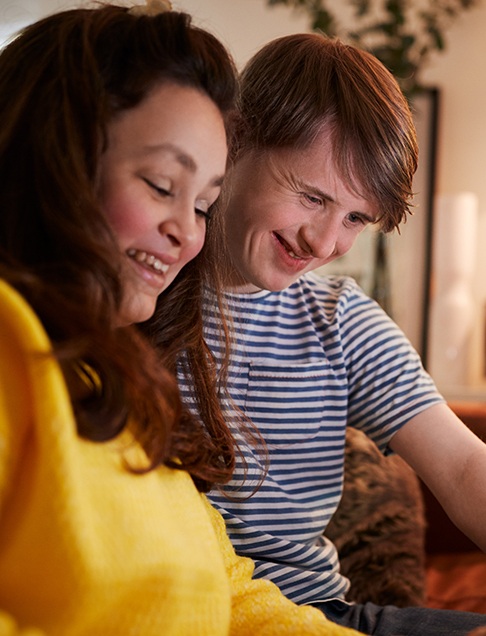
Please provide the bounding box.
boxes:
[2,0,486,393]
[419,4,486,393]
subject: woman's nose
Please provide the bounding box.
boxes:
[159,203,200,249]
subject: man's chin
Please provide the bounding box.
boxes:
[256,274,299,293]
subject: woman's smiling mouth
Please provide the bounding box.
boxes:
[127,248,170,274]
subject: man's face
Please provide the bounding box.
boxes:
[223,127,379,293]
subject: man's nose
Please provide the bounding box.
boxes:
[300,218,341,260]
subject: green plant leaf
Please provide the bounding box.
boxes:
[263,0,480,94]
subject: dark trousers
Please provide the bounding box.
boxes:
[316,599,486,635]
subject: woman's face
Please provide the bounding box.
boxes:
[223,126,378,293]
[98,82,227,325]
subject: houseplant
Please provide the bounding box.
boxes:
[265,0,479,94]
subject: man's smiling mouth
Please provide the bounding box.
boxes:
[274,233,310,261]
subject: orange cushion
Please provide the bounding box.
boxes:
[426,552,486,614]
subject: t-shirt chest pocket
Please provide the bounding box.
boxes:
[243,361,337,444]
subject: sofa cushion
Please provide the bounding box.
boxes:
[325,427,427,607]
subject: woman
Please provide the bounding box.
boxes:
[0,4,363,635]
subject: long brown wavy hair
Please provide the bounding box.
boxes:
[0,4,238,491]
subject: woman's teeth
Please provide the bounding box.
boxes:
[127,248,169,274]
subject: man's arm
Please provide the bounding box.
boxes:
[390,402,486,552]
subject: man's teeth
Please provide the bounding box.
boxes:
[277,234,305,260]
[127,249,169,273]
[287,248,302,260]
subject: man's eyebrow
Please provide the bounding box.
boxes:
[359,211,378,223]
[291,176,334,202]
[306,183,335,203]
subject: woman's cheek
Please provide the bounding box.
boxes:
[189,230,206,260]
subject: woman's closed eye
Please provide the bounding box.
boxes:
[196,196,220,222]
[195,198,209,220]
[143,177,172,198]
[143,176,214,221]
[196,206,211,221]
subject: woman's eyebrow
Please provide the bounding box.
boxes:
[145,142,197,171]
[144,143,225,187]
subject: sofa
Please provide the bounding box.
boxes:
[325,405,486,614]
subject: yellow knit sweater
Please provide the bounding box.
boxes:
[0,280,365,636]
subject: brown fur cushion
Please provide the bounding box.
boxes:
[324,427,427,607]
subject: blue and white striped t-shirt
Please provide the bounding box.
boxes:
[180,273,443,605]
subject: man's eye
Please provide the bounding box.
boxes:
[302,193,322,206]
[348,212,366,225]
